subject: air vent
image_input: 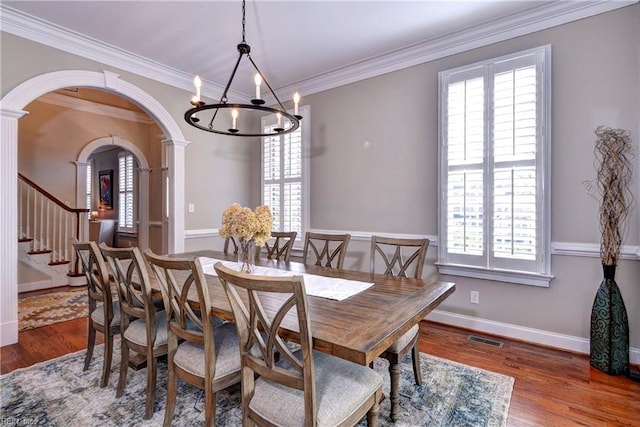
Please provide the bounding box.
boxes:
[467,335,504,348]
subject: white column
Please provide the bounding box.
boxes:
[1,109,27,346]
[137,167,150,250]
[162,138,190,254]
[74,161,90,240]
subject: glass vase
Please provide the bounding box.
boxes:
[237,238,256,273]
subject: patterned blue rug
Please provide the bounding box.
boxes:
[0,341,513,426]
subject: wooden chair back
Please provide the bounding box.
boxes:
[73,240,114,322]
[302,232,351,269]
[143,250,214,346]
[370,235,429,279]
[100,244,160,338]
[223,236,238,255]
[214,263,317,424]
[260,231,297,262]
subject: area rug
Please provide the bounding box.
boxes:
[18,290,88,331]
[0,341,513,426]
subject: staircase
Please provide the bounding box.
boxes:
[18,173,89,292]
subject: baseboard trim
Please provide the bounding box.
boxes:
[0,320,18,346]
[426,310,640,365]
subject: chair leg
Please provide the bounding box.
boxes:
[389,362,400,423]
[144,355,157,419]
[84,322,96,371]
[411,343,423,386]
[116,340,130,398]
[204,386,216,427]
[163,364,177,427]
[366,394,380,427]
[100,332,114,388]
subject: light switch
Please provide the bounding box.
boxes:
[188,203,195,213]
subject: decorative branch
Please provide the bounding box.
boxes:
[594,126,634,265]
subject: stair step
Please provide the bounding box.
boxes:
[28,249,52,255]
[49,260,71,266]
[19,238,34,243]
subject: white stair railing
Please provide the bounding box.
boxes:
[18,173,89,276]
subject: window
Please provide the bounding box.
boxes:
[261,105,310,242]
[118,152,136,231]
[437,46,552,286]
[86,162,93,211]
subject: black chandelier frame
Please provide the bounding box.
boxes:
[184,0,302,137]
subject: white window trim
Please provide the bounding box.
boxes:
[437,45,553,287]
[261,105,310,245]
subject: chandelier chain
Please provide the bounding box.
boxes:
[241,0,246,43]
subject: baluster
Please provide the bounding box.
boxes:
[40,192,45,251]
[26,186,31,240]
[18,180,23,239]
[52,206,57,262]
[46,200,50,250]
[64,211,69,261]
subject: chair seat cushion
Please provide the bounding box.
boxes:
[386,324,419,353]
[174,322,241,379]
[91,301,121,327]
[250,350,382,426]
[123,310,168,347]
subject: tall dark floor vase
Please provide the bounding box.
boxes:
[590,264,629,375]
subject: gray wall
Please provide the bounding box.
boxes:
[2,5,638,352]
[302,5,640,348]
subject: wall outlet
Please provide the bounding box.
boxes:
[470,290,480,304]
[188,203,195,213]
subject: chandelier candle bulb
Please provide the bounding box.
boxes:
[293,92,300,116]
[255,74,262,100]
[194,75,201,102]
[231,109,238,130]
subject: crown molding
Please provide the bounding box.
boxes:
[36,92,154,124]
[280,1,637,96]
[1,1,636,101]
[0,4,243,101]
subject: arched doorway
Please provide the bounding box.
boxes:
[1,69,190,345]
[77,136,154,252]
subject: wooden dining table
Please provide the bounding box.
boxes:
[168,250,456,367]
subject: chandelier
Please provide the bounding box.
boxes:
[184,0,302,137]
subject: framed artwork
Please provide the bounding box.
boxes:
[99,169,113,210]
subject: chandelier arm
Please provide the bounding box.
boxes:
[208,107,220,130]
[248,56,288,112]
[219,51,247,105]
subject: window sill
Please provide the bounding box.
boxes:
[435,262,554,287]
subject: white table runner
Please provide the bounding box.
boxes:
[198,257,373,301]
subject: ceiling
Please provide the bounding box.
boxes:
[2,1,634,103]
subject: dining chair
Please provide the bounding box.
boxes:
[370,235,429,422]
[144,250,242,427]
[302,232,351,269]
[258,231,297,262]
[100,244,168,420]
[215,262,383,426]
[72,240,120,388]
[223,236,238,255]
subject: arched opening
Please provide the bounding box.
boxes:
[77,135,156,252]
[1,69,190,345]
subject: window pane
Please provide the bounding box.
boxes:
[448,77,484,165]
[494,167,536,260]
[447,170,484,255]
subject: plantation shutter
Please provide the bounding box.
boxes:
[438,46,551,284]
[262,120,303,235]
[118,153,135,230]
[86,163,92,211]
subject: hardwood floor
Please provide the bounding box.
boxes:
[2,316,639,425]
